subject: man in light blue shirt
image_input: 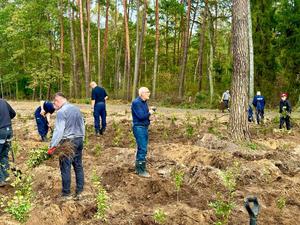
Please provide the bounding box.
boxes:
[50,92,85,200]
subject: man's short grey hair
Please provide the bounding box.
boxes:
[54,92,66,99]
[138,87,149,96]
[257,91,261,95]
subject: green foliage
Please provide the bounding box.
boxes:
[112,121,123,146]
[276,196,286,211]
[209,194,235,225]
[246,141,258,151]
[172,169,184,202]
[27,145,50,168]
[11,140,21,156]
[91,171,109,222]
[153,209,167,224]
[0,174,33,223]
[94,144,103,157]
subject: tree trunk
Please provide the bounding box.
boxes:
[132,0,147,100]
[86,0,91,82]
[132,0,140,100]
[197,0,208,92]
[189,0,199,44]
[122,0,131,100]
[0,75,3,98]
[152,0,159,99]
[229,0,250,141]
[59,0,64,92]
[97,0,101,85]
[178,0,191,99]
[100,0,110,85]
[78,0,89,98]
[248,0,254,101]
[69,0,77,98]
[208,21,214,105]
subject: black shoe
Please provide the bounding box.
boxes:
[100,128,106,135]
[74,192,83,201]
[60,194,73,202]
[41,136,48,142]
[136,161,150,178]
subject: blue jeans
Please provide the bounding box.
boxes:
[93,102,106,132]
[0,126,13,182]
[133,125,149,162]
[35,115,48,138]
[59,137,84,195]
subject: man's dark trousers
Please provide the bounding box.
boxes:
[280,116,291,130]
[59,137,84,195]
[93,102,106,133]
[133,125,148,162]
[0,126,13,182]
[35,115,48,138]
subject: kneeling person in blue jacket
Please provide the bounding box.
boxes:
[131,87,155,178]
[34,101,55,142]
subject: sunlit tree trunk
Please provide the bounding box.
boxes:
[152,0,159,99]
[86,0,91,82]
[97,0,101,85]
[229,0,250,141]
[178,0,191,99]
[100,0,110,85]
[248,0,254,100]
[77,0,89,98]
[132,0,140,100]
[69,0,77,98]
[122,0,131,100]
[59,0,64,92]
[208,20,214,105]
[197,0,208,92]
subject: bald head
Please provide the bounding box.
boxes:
[90,81,97,89]
[138,87,150,101]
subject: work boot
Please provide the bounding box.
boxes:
[100,128,106,135]
[41,136,48,142]
[95,130,100,136]
[135,161,143,175]
[136,161,150,178]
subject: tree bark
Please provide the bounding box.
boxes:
[59,0,64,92]
[86,0,91,82]
[178,0,191,99]
[78,0,90,98]
[208,20,214,105]
[97,0,101,85]
[132,0,140,100]
[132,0,147,100]
[197,0,208,92]
[100,0,110,85]
[229,0,250,141]
[122,0,131,100]
[69,0,77,98]
[248,0,254,100]
[152,0,159,99]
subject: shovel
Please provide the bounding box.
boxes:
[244,197,260,225]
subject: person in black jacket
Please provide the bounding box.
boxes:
[279,93,292,130]
[0,98,16,187]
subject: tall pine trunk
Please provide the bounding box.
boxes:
[100,0,110,85]
[197,0,208,92]
[229,0,250,141]
[86,0,91,81]
[97,0,101,85]
[122,0,131,100]
[248,0,254,100]
[152,0,159,99]
[59,0,64,92]
[178,0,191,99]
[69,0,77,98]
[78,0,89,98]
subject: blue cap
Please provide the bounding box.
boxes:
[43,101,55,114]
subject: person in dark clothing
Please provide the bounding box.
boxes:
[131,87,155,178]
[252,91,265,124]
[248,105,254,122]
[90,81,108,135]
[0,99,16,187]
[34,101,55,142]
[279,93,292,130]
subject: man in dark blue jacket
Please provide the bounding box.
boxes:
[0,99,16,187]
[131,87,155,177]
[252,91,265,124]
[90,81,108,135]
[34,101,55,141]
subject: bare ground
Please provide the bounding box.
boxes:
[0,101,299,225]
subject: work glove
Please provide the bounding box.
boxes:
[47,146,57,155]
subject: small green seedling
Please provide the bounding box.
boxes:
[153,208,167,224]
[27,145,50,168]
[276,196,286,211]
[172,169,185,202]
[94,144,103,157]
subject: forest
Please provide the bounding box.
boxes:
[0,0,299,106]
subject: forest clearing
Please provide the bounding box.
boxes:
[0,101,299,225]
